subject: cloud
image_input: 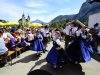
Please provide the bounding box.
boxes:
[31,8,79,22]
[0,0,85,22]
[26,8,48,14]
[52,0,71,4]
[30,10,48,14]
[0,0,48,21]
[25,0,48,7]
[0,0,23,21]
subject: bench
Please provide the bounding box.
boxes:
[15,48,23,57]
[0,47,24,66]
[0,51,15,65]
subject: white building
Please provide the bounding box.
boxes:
[88,12,100,28]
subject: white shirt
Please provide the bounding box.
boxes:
[27,34,34,41]
[76,30,86,39]
[40,28,44,33]
[55,39,61,45]
[72,27,78,35]
[0,38,8,55]
[65,25,71,35]
[3,32,7,39]
[76,30,82,37]
[55,38,64,49]
[42,29,49,37]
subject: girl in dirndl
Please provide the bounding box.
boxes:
[31,30,45,56]
[46,31,66,69]
[66,25,93,64]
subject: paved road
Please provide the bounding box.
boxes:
[0,42,100,75]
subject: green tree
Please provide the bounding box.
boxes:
[50,19,69,28]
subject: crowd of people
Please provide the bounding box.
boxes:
[0,20,100,69]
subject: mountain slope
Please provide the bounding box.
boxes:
[31,19,45,24]
[51,0,100,23]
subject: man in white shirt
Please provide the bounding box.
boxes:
[42,26,49,50]
[0,31,8,58]
[65,21,74,49]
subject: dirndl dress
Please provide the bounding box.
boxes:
[31,34,44,51]
[46,38,66,65]
[66,34,93,63]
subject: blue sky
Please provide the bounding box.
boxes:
[0,0,86,22]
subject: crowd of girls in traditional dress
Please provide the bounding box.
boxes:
[47,20,99,69]
[0,20,100,68]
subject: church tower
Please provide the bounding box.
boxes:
[26,15,30,27]
[22,13,26,26]
[27,15,30,23]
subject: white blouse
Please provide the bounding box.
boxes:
[55,39,61,45]
[72,27,78,35]
[55,38,64,49]
[76,30,86,39]
[42,29,49,37]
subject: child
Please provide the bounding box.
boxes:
[46,31,66,69]
[31,30,45,56]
